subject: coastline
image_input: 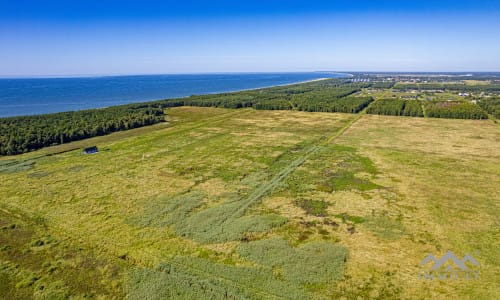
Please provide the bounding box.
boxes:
[0,74,345,118]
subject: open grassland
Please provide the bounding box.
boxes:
[0,107,499,299]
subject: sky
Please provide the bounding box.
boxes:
[1,0,499,76]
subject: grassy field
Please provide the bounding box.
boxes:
[1,106,499,299]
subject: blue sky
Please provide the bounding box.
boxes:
[1,1,499,76]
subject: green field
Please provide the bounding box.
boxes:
[1,104,499,299]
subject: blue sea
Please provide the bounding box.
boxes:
[0,72,347,118]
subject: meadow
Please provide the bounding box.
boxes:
[1,103,498,299]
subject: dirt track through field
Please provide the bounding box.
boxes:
[222,105,372,226]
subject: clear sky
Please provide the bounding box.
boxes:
[1,0,499,76]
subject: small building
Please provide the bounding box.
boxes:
[82,146,98,154]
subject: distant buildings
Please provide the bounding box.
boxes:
[350,78,371,83]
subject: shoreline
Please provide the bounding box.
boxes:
[0,75,344,118]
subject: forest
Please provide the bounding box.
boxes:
[477,97,500,118]
[164,80,370,110]
[366,99,424,117]
[424,101,488,119]
[0,104,166,155]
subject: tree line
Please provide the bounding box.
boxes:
[424,101,488,119]
[0,104,166,155]
[156,80,373,113]
[367,99,424,117]
[477,98,500,118]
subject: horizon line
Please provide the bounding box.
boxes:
[1,70,499,79]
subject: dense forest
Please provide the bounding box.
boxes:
[477,98,500,118]
[424,101,488,119]
[366,99,424,117]
[163,80,370,110]
[0,104,167,155]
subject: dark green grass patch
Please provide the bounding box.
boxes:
[283,145,381,195]
[330,170,381,191]
[335,213,366,224]
[295,199,330,217]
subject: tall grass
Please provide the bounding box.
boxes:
[127,239,347,300]
[237,238,348,286]
[133,192,286,243]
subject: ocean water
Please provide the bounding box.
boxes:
[0,72,346,118]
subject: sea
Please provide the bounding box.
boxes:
[0,72,347,118]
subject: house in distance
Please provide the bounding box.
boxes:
[82,146,98,154]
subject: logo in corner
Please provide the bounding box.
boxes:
[419,250,480,281]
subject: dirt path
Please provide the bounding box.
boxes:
[223,104,372,225]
